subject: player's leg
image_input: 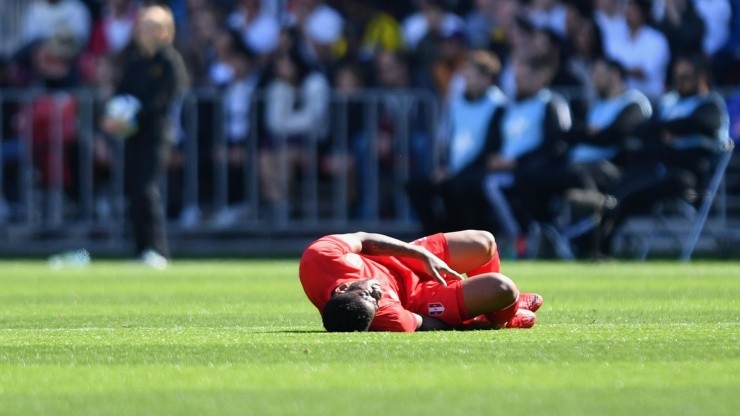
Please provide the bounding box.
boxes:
[460,272,518,325]
[443,230,501,275]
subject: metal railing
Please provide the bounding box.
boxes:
[1,85,737,257]
[0,87,439,241]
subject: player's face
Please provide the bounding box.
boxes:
[592,61,611,97]
[673,60,698,97]
[342,278,381,312]
[462,62,490,97]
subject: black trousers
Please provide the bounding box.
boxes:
[406,171,498,235]
[597,165,699,255]
[124,133,169,257]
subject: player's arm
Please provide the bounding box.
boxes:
[332,232,464,286]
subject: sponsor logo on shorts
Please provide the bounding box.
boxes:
[428,302,445,316]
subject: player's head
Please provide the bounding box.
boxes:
[322,278,381,332]
[592,57,627,98]
[514,55,553,98]
[463,50,501,96]
[136,5,176,53]
[672,55,710,97]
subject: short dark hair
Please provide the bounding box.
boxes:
[600,57,628,80]
[321,292,375,332]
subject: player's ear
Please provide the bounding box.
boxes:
[334,283,351,295]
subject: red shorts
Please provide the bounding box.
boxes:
[401,234,468,326]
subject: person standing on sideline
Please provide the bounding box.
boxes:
[102,5,189,268]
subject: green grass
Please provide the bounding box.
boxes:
[0,260,737,416]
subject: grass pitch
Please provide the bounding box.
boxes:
[0,259,737,416]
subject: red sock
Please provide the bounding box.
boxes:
[483,296,519,327]
[467,250,501,276]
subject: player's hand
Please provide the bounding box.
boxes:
[420,251,464,286]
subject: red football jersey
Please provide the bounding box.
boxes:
[299,235,421,332]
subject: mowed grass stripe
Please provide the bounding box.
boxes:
[0,260,738,416]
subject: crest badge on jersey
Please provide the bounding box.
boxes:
[428,302,445,316]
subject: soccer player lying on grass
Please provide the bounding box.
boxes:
[299,230,543,332]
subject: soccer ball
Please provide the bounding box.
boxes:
[104,94,141,138]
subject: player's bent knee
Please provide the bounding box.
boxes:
[460,229,497,258]
[477,230,497,259]
[491,273,518,306]
[462,273,519,316]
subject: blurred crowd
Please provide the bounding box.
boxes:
[1,0,739,258]
[1,0,738,96]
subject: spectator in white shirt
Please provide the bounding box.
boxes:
[594,0,629,58]
[21,0,91,49]
[693,0,732,56]
[526,0,568,38]
[227,0,281,56]
[607,0,670,99]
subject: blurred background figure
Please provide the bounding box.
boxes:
[226,0,281,58]
[211,36,261,227]
[596,55,730,257]
[484,55,572,257]
[606,0,670,99]
[87,0,140,57]
[20,0,91,52]
[560,57,653,257]
[406,50,506,235]
[102,5,189,268]
[260,47,330,220]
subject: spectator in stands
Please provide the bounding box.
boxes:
[483,55,571,256]
[334,0,403,63]
[402,0,466,52]
[87,0,140,57]
[226,0,280,58]
[596,55,730,257]
[177,5,222,88]
[560,58,653,256]
[465,0,497,50]
[498,15,535,98]
[432,30,470,103]
[693,0,732,58]
[210,37,261,227]
[526,0,568,38]
[327,59,366,209]
[565,58,653,197]
[288,0,344,71]
[351,50,434,219]
[20,0,91,52]
[102,5,189,268]
[607,0,671,99]
[654,0,705,61]
[408,0,453,93]
[260,47,330,220]
[13,32,84,207]
[530,26,580,92]
[694,0,738,85]
[594,0,629,61]
[466,0,522,63]
[564,17,606,114]
[406,50,506,235]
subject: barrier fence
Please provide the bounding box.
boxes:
[0,88,439,242]
[1,86,737,257]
